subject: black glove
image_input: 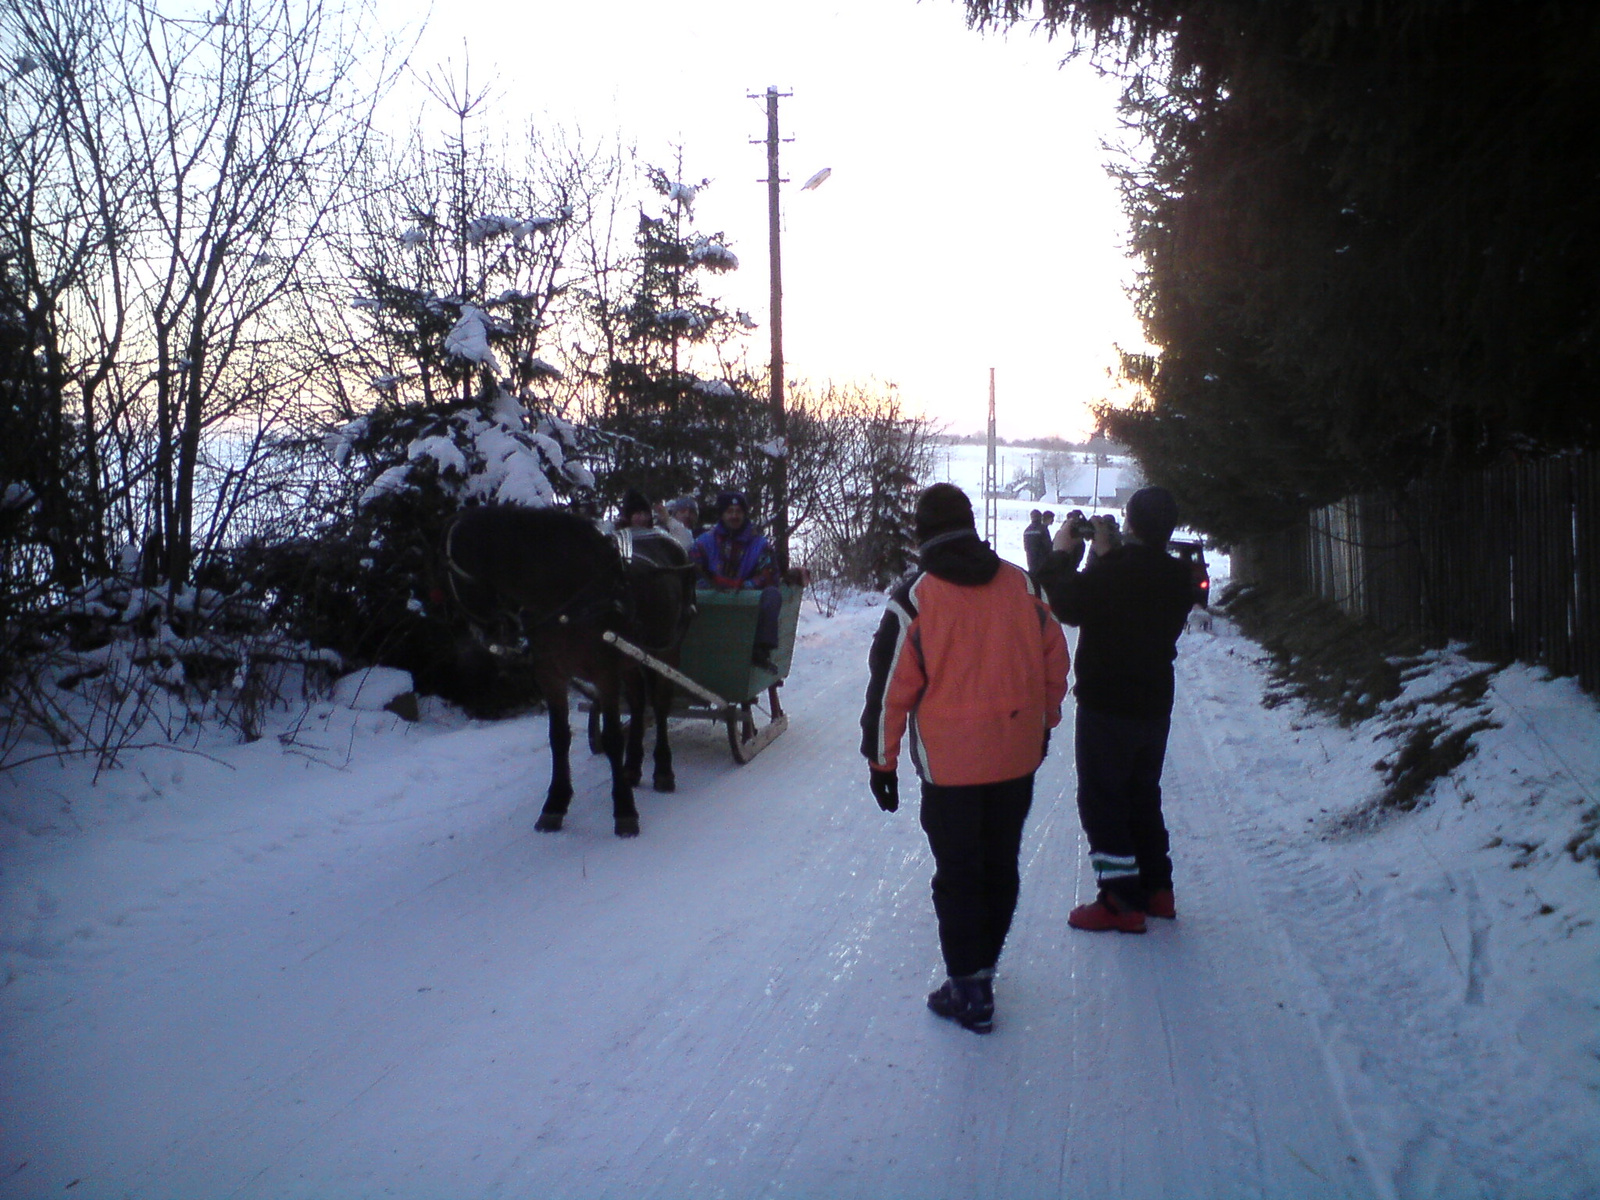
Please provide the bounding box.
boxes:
[869,770,899,813]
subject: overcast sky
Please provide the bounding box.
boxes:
[388,0,1145,440]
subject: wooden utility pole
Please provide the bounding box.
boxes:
[984,368,998,545]
[751,85,793,568]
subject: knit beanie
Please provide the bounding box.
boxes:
[621,489,652,519]
[914,483,975,543]
[1125,486,1179,547]
[715,490,749,516]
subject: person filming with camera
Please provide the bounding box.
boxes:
[1036,487,1195,934]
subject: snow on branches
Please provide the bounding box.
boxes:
[443,304,503,372]
[462,213,567,246]
[335,388,591,513]
[666,181,698,215]
[688,237,738,272]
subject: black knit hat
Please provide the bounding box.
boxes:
[621,488,652,519]
[1125,485,1179,547]
[914,483,975,542]
[715,490,749,515]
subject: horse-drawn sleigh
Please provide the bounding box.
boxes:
[601,583,802,763]
[444,505,801,837]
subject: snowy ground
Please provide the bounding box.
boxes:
[3,587,1598,1198]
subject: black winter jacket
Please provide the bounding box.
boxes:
[1036,541,1192,720]
[1022,521,1050,576]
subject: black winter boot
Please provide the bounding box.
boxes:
[927,973,994,1034]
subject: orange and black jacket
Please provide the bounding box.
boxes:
[860,531,1070,786]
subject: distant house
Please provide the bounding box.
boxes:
[1012,476,1045,502]
[1053,463,1095,504]
[1053,460,1144,508]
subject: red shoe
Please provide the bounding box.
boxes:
[1068,895,1147,934]
[1145,888,1176,920]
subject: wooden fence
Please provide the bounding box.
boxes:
[1233,451,1600,694]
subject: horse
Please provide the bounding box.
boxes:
[444,505,694,837]
[612,526,698,793]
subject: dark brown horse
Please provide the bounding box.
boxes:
[444,505,693,837]
[614,527,698,793]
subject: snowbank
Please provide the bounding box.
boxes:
[331,666,416,713]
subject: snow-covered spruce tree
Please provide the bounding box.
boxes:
[590,165,775,514]
[262,80,606,704]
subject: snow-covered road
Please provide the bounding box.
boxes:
[4,598,1598,1198]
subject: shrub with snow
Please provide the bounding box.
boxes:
[0,569,345,767]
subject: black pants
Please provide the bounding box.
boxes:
[918,774,1035,978]
[1074,705,1173,907]
[754,585,782,648]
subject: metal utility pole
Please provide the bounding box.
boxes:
[751,85,792,568]
[984,368,998,545]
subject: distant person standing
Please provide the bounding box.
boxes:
[862,483,1069,1033]
[1022,509,1050,577]
[1036,486,1194,933]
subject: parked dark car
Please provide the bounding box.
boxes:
[1170,539,1211,608]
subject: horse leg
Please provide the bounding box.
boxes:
[622,667,646,788]
[535,690,574,833]
[651,674,675,792]
[600,675,641,838]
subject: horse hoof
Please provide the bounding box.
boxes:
[535,813,564,833]
[654,774,676,793]
[614,818,640,838]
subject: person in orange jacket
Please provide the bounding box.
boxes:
[860,482,1069,1033]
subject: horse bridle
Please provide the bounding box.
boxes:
[443,519,628,655]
